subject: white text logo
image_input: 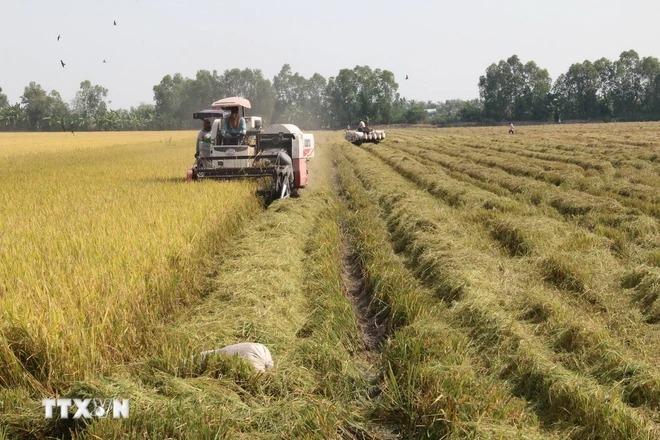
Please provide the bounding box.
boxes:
[42,398,129,419]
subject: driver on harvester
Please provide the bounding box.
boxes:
[357,119,372,134]
[221,107,247,144]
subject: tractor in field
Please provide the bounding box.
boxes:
[345,127,386,146]
[186,97,315,199]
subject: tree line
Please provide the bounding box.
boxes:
[1,49,658,132]
[478,50,660,123]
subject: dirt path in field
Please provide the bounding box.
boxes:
[333,170,387,354]
[340,228,399,440]
[340,233,387,354]
[334,168,399,439]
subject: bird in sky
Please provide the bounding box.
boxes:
[405,74,409,80]
[60,60,65,68]
[57,34,61,41]
[113,20,117,25]
[103,59,107,63]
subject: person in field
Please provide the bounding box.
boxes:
[221,107,246,143]
[357,119,373,135]
[196,119,213,167]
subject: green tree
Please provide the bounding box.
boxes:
[458,99,484,122]
[552,61,600,120]
[611,50,643,118]
[303,73,328,128]
[189,70,224,107]
[0,103,27,130]
[48,91,70,131]
[72,80,108,129]
[402,102,428,124]
[177,70,225,128]
[220,68,275,123]
[129,103,157,130]
[325,68,359,127]
[0,87,8,109]
[21,82,69,130]
[272,65,327,128]
[519,61,552,120]
[153,73,190,129]
[273,64,299,120]
[607,50,660,119]
[431,99,479,124]
[479,55,552,121]
[593,57,616,118]
[639,56,660,117]
[325,65,398,127]
[479,57,518,121]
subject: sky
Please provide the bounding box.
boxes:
[1,0,659,110]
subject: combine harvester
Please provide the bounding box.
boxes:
[186,97,315,200]
[345,128,386,146]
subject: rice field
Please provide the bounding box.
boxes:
[0,123,658,439]
[0,131,262,391]
[335,123,660,439]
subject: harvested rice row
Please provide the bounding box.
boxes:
[362,143,660,399]
[430,128,658,175]
[334,148,561,439]
[423,139,660,215]
[385,141,659,265]
[440,140,658,204]
[343,143,660,438]
[397,132,660,217]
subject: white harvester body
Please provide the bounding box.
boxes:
[188,97,315,198]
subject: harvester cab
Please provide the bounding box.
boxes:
[187,97,315,200]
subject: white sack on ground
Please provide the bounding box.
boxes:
[201,342,274,372]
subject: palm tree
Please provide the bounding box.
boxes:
[0,104,27,130]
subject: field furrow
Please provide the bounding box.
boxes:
[374,141,658,327]
[384,138,659,267]
[338,141,660,438]
[334,148,562,439]
[418,138,660,216]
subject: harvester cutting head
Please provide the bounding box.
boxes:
[187,97,315,200]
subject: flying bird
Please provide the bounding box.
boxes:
[57,34,61,41]
[113,20,117,25]
[60,60,65,68]
[103,59,107,63]
[405,74,409,80]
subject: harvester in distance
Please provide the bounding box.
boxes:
[186,97,315,200]
[344,127,386,146]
